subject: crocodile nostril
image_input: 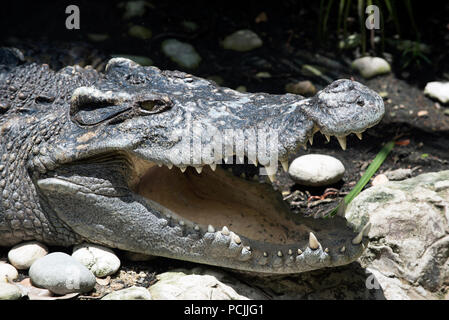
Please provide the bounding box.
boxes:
[357,100,365,107]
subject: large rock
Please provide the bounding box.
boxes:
[424,81,449,104]
[288,154,345,186]
[148,268,265,300]
[351,57,391,79]
[161,39,201,69]
[345,170,449,299]
[8,241,48,270]
[221,30,263,52]
[101,286,152,300]
[29,252,96,295]
[72,243,120,277]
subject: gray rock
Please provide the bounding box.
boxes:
[221,30,263,52]
[351,57,391,79]
[29,252,96,295]
[72,243,121,277]
[346,170,449,299]
[101,286,152,300]
[0,263,18,283]
[424,82,449,104]
[384,168,413,181]
[149,268,260,300]
[8,241,48,270]
[0,283,22,300]
[161,39,201,69]
[128,25,152,40]
[288,154,345,186]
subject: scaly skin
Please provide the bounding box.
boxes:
[0,48,384,274]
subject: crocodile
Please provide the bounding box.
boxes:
[0,47,383,274]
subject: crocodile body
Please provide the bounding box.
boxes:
[0,48,384,274]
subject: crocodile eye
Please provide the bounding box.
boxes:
[357,99,365,107]
[137,96,172,114]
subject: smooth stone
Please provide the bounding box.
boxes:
[149,268,255,300]
[72,243,121,277]
[0,283,22,300]
[101,286,152,300]
[161,39,201,69]
[288,154,345,187]
[221,29,263,52]
[8,241,48,270]
[29,252,96,295]
[110,54,153,66]
[128,25,152,40]
[120,0,148,20]
[0,263,18,283]
[424,82,449,104]
[351,57,391,79]
[285,80,317,96]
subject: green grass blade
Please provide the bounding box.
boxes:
[327,140,395,217]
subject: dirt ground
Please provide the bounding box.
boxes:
[1,1,448,299]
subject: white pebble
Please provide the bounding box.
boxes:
[0,263,18,283]
[8,241,48,270]
[72,243,121,277]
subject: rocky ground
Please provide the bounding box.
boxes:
[1,1,449,300]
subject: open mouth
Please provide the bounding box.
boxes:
[124,152,370,271]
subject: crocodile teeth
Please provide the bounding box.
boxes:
[221,226,230,236]
[309,232,320,250]
[194,225,200,231]
[179,166,187,173]
[232,233,241,244]
[288,249,293,255]
[251,158,258,166]
[355,132,363,140]
[238,156,244,164]
[325,134,331,142]
[167,163,173,170]
[280,160,289,172]
[336,136,347,150]
[267,174,276,183]
[209,163,216,171]
[195,166,203,174]
[277,251,283,257]
[207,225,215,233]
[352,222,371,245]
[263,252,268,257]
[340,246,346,253]
[308,136,314,146]
[297,249,303,255]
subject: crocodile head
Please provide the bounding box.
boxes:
[31,58,383,274]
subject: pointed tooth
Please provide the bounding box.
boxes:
[288,249,293,255]
[336,201,347,217]
[232,233,241,244]
[297,249,303,255]
[325,134,331,142]
[209,163,216,171]
[263,252,268,257]
[252,158,258,166]
[179,166,187,173]
[309,232,320,250]
[221,226,230,236]
[179,220,185,226]
[167,163,173,170]
[277,251,283,257]
[238,156,244,164]
[195,166,203,174]
[308,135,314,146]
[240,173,246,179]
[207,225,215,233]
[194,225,200,231]
[336,136,347,150]
[362,222,372,236]
[352,223,372,245]
[324,247,329,253]
[267,174,276,183]
[340,246,346,253]
[281,160,289,172]
[355,132,363,140]
[303,144,307,150]
[158,163,162,167]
